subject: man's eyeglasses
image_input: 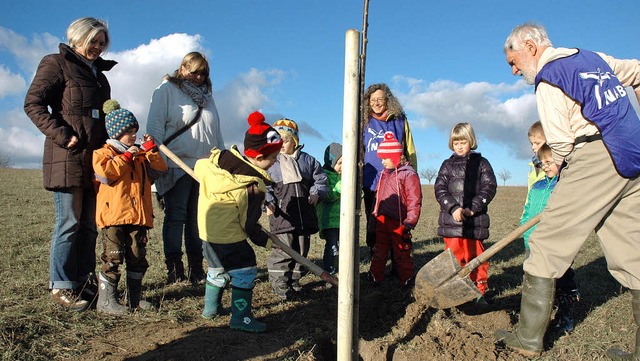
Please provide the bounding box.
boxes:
[541,161,555,168]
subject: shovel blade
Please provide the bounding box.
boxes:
[415,248,481,309]
[429,275,481,309]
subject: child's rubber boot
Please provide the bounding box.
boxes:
[230,286,266,333]
[126,271,153,311]
[202,283,224,319]
[97,272,128,316]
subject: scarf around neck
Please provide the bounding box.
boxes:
[107,139,131,154]
[371,110,390,121]
[180,80,211,108]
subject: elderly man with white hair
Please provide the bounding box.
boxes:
[495,22,640,359]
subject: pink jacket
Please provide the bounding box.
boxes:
[373,162,422,228]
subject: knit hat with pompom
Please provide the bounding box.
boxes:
[377,131,403,166]
[243,111,283,157]
[103,99,138,139]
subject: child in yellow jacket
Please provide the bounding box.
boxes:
[194,111,283,333]
[93,100,167,315]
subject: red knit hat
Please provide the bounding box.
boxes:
[244,111,283,157]
[377,131,403,166]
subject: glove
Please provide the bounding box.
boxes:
[141,138,157,152]
[403,222,415,231]
[308,193,319,206]
[122,151,134,162]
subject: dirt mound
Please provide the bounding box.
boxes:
[358,285,525,361]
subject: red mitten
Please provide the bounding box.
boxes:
[122,151,134,162]
[141,139,157,152]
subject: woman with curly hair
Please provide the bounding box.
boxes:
[362,83,418,255]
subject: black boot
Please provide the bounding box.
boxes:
[187,252,206,285]
[551,288,580,332]
[495,273,555,357]
[607,289,640,360]
[165,256,187,284]
[126,271,153,311]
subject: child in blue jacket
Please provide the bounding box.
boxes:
[520,143,580,332]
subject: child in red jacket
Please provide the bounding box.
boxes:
[369,132,422,287]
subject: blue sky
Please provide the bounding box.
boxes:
[1,0,639,185]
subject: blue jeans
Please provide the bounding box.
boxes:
[162,175,202,260]
[322,228,339,274]
[50,187,98,289]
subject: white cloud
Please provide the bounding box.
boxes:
[0,26,59,74]
[215,67,288,148]
[0,65,26,97]
[392,76,539,159]
[0,31,289,167]
[107,33,208,132]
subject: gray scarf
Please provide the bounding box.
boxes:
[180,80,210,108]
[106,139,131,154]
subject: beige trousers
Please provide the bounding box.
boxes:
[525,140,640,289]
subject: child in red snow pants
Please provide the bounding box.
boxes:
[370,215,414,285]
[443,237,488,294]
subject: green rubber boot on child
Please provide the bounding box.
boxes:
[230,286,266,333]
[202,283,224,319]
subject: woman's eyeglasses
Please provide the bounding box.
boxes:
[189,69,209,77]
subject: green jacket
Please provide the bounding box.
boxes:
[316,169,341,239]
[520,175,558,250]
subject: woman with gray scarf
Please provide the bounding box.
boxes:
[146,52,225,284]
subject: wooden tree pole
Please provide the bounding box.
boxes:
[337,29,361,361]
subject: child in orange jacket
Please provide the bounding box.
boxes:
[93,100,167,315]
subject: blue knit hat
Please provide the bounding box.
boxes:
[103,99,139,139]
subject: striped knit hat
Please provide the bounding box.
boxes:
[103,99,138,140]
[377,131,403,166]
[273,118,300,147]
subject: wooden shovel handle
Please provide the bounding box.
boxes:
[265,230,339,287]
[158,144,198,180]
[158,144,339,288]
[460,214,541,277]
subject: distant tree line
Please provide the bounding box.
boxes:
[0,152,14,168]
[420,165,513,186]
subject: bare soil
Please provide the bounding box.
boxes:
[3,173,631,361]
[81,269,531,361]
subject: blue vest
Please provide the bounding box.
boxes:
[362,115,406,190]
[535,49,640,178]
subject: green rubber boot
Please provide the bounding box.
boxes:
[202,283,224,320]
[607,289,640,360]
[495,273,555,357]
[230,287,266,333]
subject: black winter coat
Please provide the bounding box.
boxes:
[24,44,116,190]
[434,151,497,240]
[267,150,328,235]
